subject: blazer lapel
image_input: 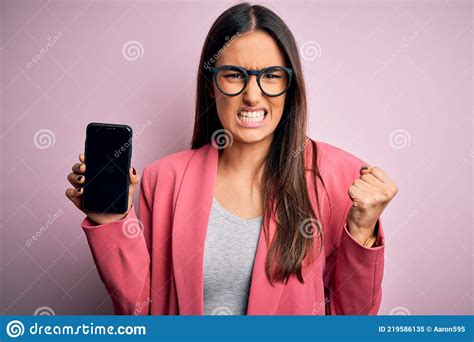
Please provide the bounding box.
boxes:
[171,143,217,315]
[171,143,285,315]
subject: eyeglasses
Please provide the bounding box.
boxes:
[207,65,293,97]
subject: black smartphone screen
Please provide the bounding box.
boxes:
[83,123,132,214]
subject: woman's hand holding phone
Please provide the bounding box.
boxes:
[65,153,140,225]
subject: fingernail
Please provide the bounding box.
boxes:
[132,167,136,175]
[77,176,83,182]
[360,165,369,171]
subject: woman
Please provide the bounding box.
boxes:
[65,3,397,315]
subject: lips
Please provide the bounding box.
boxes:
[235,107,270,129]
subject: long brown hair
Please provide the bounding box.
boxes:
[191,3,325,285]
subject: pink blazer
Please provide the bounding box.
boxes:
[82,138,385,315]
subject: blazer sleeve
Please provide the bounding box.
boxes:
[323,199,386,315]
[81,166,153,315]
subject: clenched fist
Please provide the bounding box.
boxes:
[346,165,398,246]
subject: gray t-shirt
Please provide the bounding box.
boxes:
[203,197,263,315]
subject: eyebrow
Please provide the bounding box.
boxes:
[219,64,285,70]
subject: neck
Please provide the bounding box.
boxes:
[218,136,272,181]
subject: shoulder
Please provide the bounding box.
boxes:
[313,140,368,176]
[141,144,210,189]
[307,139,369,204]
[304,139,370,234]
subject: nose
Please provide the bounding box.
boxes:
[243,75,262,103]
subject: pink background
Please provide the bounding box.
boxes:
[0,0,471,315]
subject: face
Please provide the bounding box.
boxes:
[210,31,287,144]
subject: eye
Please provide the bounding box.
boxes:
[223,73,243,79]
[263,73,281,79]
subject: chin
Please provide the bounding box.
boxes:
[235,130,272,145]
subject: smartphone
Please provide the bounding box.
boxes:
[82,122,133,214]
